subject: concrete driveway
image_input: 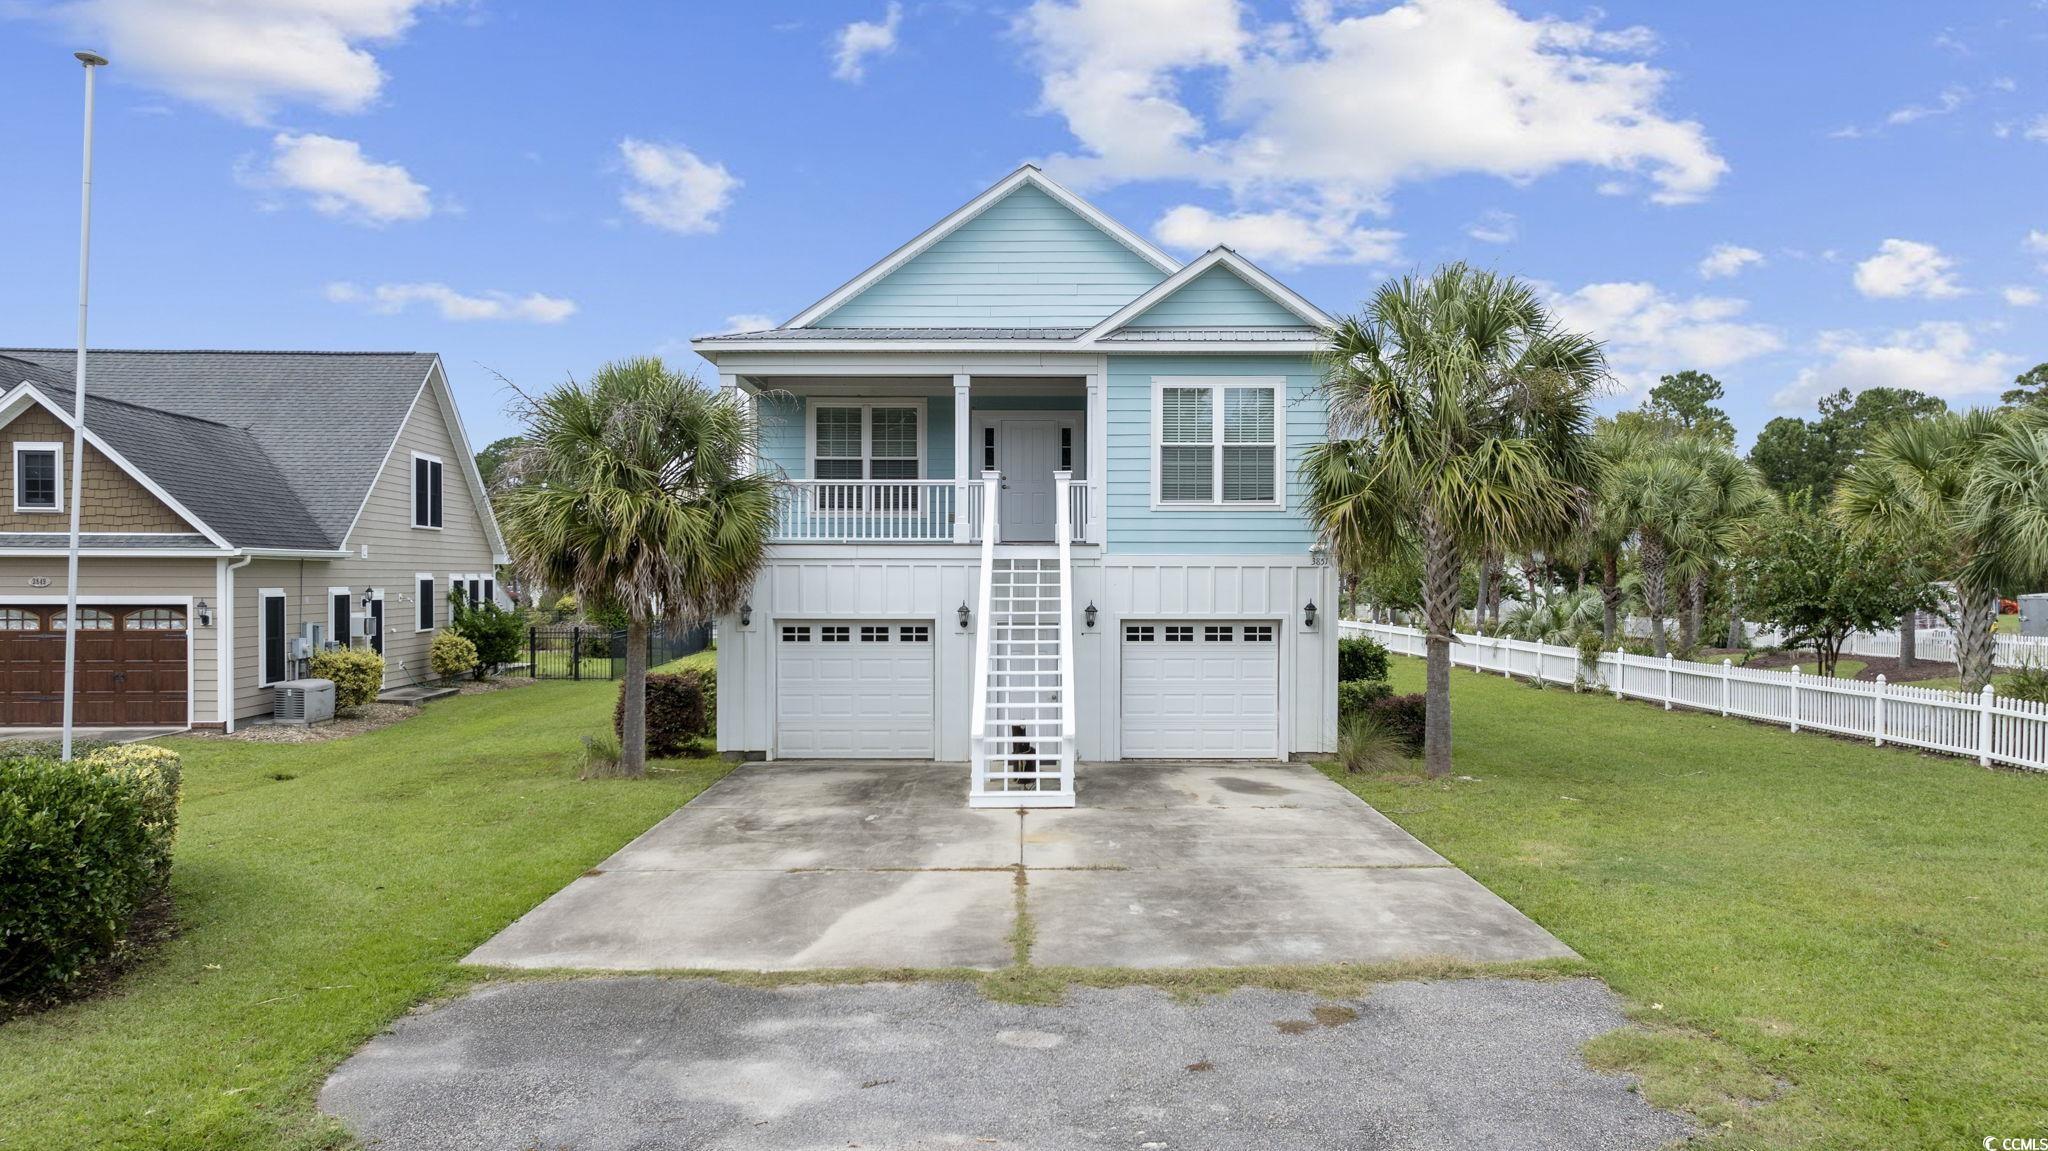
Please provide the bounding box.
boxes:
[466,761,1571,971]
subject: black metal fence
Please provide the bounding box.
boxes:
[527,621,713,680]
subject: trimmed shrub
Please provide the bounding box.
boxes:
[1361,693,1427,753]
[0,745,182,998]
[1337,679,1393,717]
[428,630,479,681]
[615,669,716,759]
[1337,635,1391,684]
[452,593,524,679]
[308,648,385,709]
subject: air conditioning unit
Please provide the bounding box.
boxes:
[274,678,336,726]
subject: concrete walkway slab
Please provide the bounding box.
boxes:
[322,977,1688,1151]
[467,759,1571,971]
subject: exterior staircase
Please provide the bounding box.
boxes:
[968,472,1078,806]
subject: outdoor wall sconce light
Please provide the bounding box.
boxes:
[739,601,752,627]
[360,587,376,614]
[958,601,972,630]
[1084,601,1098,629]
[1304,600,1319,629]
[195,598,211,627]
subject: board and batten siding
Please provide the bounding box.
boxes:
[815,184,1168,328]
[232,375,499,721]
[0,556,222,725]
[1103,355,1322,555]
[1119,265,1304,328]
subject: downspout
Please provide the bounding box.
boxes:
[219,553,252,733]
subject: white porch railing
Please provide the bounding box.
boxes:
[770,480,960,542]
[1344,620,2048,773]
[1065,481,1091,544]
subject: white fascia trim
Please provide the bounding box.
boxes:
[769,166,1181,332]
[697,338,1327,356]
[337,359,511,564]
[0,548,235,558]
[1079,247,1337,343]
[234,547,352,559]
[0,383,235,548]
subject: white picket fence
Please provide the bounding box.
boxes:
[1342,620,2048,774]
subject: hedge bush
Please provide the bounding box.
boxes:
[428,630,479,681]
[615,669,716,759]
[0,745,182,998]
[1360,693,1427,753]
[308,647,385,709]
[1337,679,1393,716]
[1337,635,1391,683]
[451,593,524,679]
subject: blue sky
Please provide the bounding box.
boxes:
[2,0,2045,449]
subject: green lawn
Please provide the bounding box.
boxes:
[1331,659,2048,1149]
[0,681,729,1151]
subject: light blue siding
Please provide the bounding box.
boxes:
[816,185,1168,328]
[1120,265,1304,328]
[927,394,953,480]
[1104,356,1324,556]
[757,392,806,478]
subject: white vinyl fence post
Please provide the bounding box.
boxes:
[1789,666,1801,733]
[1874,674,1886,747]
[1503,637,1513,678]
[1663,653,1674,710]
[1613,646,1625,700]
[1721,658,1732,716]
[1979,684,1996,767]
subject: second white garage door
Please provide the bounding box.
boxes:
[1120,621,1279,758]
[776,622,935,758]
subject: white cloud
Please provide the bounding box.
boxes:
[1886,85,1970,125]
[1152,204,1402,267]
[1853,239,1964,299]
[1775,323,2020,407]
[710,313,778,335]
[1018,0,1725,264]
[1697,243,1764,279]
[256,132,430,224]
[2003,286,2043,307]
[54,0,441,123]
[2025,115,2048,142]
[1464,209,1517,244]
[2027,229,2048,270]
[325,281,577,324]
[833,2,902,82]
[618,139,739,234]
[1547,281,1783,395]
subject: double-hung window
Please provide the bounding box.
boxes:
[1153,379,1282,507]
[811,404,921,510]
[13,443,61,513]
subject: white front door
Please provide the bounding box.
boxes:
[776,621,936,757]
[1119,621,1280,758]
[997,420,1060,542]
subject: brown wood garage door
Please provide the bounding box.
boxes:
[0,605,188,726]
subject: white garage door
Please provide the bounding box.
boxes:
[1120,621,1279,758]
[776,622,935,758]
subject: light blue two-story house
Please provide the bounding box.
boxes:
[694,166,1339,807]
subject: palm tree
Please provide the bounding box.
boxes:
[1304,264,1605,777]
[1602,438,1699,657]
[1586,422,1649,642]
[1667,439,1774,651]
[1838,407,2048,692]
[499,358,776,776]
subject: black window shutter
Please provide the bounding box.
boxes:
[415,458,431,525]
[429,460,444,527]
[419,578,434,629]
[265,597,286,682]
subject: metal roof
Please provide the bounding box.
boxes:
[697,326,1090,343]
[1099,326,1325,342]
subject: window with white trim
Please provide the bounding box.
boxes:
[412,452,444,528]
[417,575,436,631]
[1153,381,1282,506]
[259,590,288,686]
[811,404,922,510]
[13,442,61,512]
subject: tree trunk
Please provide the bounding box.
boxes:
[1600,552,1621,644]
[1897,608,1917,672]
[619,617,650,777]
[1420,512,1461,779]
[1474,556,1493,634]
[1688,571,1707,652]
[1725,585,1745,650]
[1676,576,1699,652]
[1640,535,1670,658]
[1955,580,1996,693]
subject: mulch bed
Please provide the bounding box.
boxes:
[1728,648,1952,684]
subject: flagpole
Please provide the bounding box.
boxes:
[61,50,107,762]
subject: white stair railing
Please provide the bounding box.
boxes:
[967,470,1076,808]
[967,472,1000,798]
[1052,471,1078,789]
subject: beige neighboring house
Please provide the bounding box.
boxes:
[0,349,507,731]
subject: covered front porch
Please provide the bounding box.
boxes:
[729,371,1104,546]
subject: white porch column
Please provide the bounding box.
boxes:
[952,373,971,542]
[722,372,754,473]
[1085,369,1107,544]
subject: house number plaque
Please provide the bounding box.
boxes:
[27,577,50,588]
